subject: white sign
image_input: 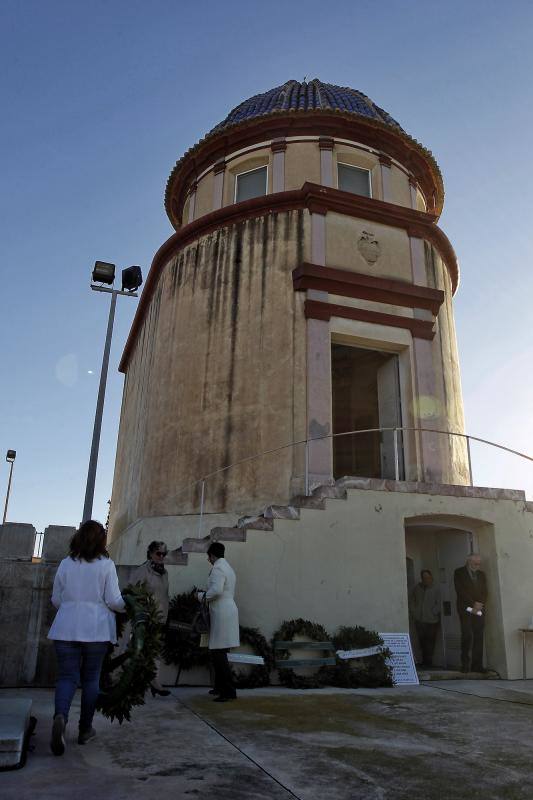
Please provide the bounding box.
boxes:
[227,653,265,665]
[379,633,419,685]
[336,646,383,660]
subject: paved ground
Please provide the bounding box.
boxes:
[2,682,533,799]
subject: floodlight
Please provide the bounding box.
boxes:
[92,261,116,285]
[6,450,16,463]
[122,266,143,292]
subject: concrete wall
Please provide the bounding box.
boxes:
[0,524,74,687]
[110,483,533,681]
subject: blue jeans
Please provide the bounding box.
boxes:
[54,641,108,730]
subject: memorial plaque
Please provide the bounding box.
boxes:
[379,633,419,685]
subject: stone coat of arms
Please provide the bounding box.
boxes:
[357,231,381,265]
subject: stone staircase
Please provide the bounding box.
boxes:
[168,474,533,566]
[169,479,355,564]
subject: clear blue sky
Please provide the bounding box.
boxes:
[2,0,533,531]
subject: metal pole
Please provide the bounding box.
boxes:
[304,439,310,496]
[2,461,15,524]
[198,480,205,538]
[466,435,473,487]
[393,428,400,481]
[82,291,117,523]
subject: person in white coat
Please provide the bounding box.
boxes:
[48,520,125,755]
[198,542,239,701]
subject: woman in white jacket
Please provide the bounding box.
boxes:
[48,520,125,755]
[198,541,240,702]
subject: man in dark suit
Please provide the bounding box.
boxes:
[454,553,488,673]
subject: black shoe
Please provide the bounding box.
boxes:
[150,686,171,697]
[460,666,469,674]
[78,727,96,745]
[213,695,237,702]
[208,689,220,696]
[472,666,487,674]
[51,714,66,756]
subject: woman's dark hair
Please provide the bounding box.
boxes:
[147,540,167,560]
[207,541,225,559]
[70,520,109,561]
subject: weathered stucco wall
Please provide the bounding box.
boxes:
[110,210,311,540]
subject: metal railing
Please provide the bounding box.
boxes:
[156,427,533,540]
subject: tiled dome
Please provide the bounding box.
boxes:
[209,79,404,135]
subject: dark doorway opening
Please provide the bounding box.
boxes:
[331,343,404,479]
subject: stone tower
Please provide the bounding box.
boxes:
[109,79,467,550]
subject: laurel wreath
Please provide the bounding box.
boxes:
[231,626,274,689]
[272,618,331,689]
[163,589,210,675]
[96,583,163,723]
[318,625,393,688]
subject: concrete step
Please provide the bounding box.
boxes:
[0,697,33,769]
[237,515,274,531]
[264,505,300,520]
[291,495,327,510]
[210,526,247,542]
[312,485,348,501]
[182,537,211,553]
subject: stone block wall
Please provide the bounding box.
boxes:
[0,523,75,687]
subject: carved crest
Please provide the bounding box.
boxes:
[357,231,381,265]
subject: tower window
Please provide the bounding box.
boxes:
[235,166,268,203]
[337,163,371,198]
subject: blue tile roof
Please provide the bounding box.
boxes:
[209,79,404,134]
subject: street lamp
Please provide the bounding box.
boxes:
[82,262,143,523]
[3,450,16,524]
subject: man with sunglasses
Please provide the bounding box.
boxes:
[131,540,171,696]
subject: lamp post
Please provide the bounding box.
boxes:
[3,450,16,524]
[82,262,143,523]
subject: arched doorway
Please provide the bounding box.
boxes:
[405,518,479,669]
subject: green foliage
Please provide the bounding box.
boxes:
[320,625,393,688]
[96,583,163,724]
[272,618,330,689]
[163,589,209,673]
[231,626,273,689]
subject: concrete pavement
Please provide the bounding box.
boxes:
[2,682,533,799]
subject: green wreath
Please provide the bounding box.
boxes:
[272,618,331,689]
[230,626,273,689]
[97,583,163,723]
[163,589,210,681]
[319,625,393,688]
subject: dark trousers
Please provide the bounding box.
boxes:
[459,613,485,670]
[211,649,236,698]
[415,621,439,666]
[54,641,108,730]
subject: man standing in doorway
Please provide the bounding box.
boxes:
[454,553,488,673]
[410,570,441,668]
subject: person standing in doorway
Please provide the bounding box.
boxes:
[131,540,171,696]
[48,520,125,755]
[198,542,240,702]
[454,553,488,673]
[410,569,441,668]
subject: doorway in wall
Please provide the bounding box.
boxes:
[405,524,474,669]
[331,343,404,479]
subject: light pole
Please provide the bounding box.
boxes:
[3,450,16,524]
[82,262,143,523]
